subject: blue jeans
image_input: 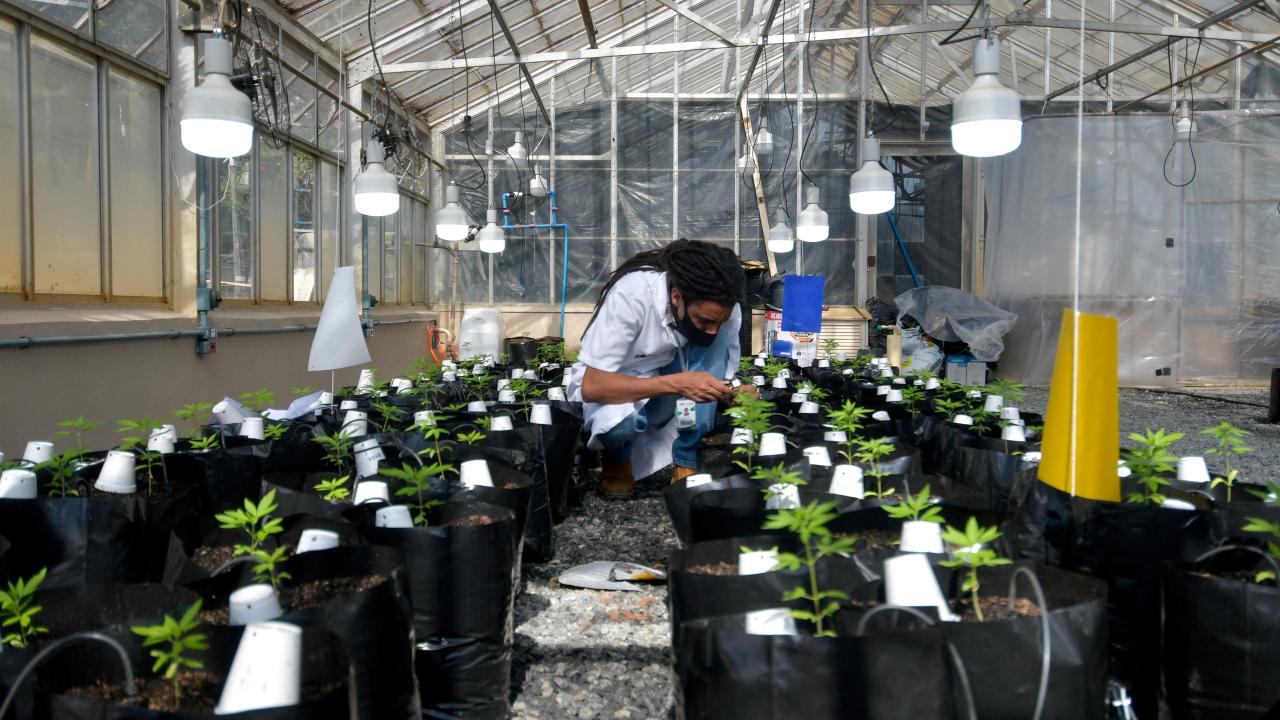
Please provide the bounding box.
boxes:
[599,330,734,469]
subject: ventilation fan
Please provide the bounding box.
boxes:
[227,5,290,147]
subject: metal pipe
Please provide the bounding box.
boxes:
[1111,35,1280,112]
[735,0,786,106]
[0,318,429,350]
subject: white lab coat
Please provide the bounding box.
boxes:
[568,270,741,478]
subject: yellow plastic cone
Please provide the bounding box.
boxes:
[1037,308,1120,502]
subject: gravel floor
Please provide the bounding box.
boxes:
[508,386,1279,718]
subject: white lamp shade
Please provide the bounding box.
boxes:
[181,37,253,158]
[849,137,896,215]
[353,140,400,217]
[508,131,528,160]
[795,186,829,242]
[755,120,774,155]
[530,166,549,196]
[436,183,470,240]
[768,212,794,253]
[478,208,506,253]
[951,39,1022,158]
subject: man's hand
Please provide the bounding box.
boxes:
[664,371,733,403]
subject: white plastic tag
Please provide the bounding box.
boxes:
[745,608,797,636]
[675,398,696,429]
[738,548,779,576]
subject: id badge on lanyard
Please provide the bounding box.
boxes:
[676,398,697,430]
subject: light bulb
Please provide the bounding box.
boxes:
[530,165,549,197]
[755,118,774,156]
[737,143,751,171]
[508,131,528,161]
[849,137,896,215]
[951,38,1023,158]
[353,138,400,217]
[1174,103,1196,141]
[767,210,794,254]
[795,185,829,242]
[181,35,253,158]
[436,183,470,241]
[478,208,506,253]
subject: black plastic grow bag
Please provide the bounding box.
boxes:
[1163,554,1280,719]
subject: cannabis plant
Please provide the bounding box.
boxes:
[983,378,1025,405]
[381,462,448,526]
[251,546,292,597]
[36,450,83,497]
[458,430,487,446]
[190,433,220,451]
[312,431,354,476]
[882,484,943,523]
[755,462,806,504]
[214,489,284,556]
[854,437,896,498]
[536,341,566,366]
[1242,515,1280,584]
[263,423,287,441]
[764,501,857,637]
[314,475,351,502]
[54,417,98,456]
[1203,421,1252,502]
[1123,428,1184,505]
[238,389,276,413]
[821,338,839,359]
[131,599,209,705]
[369,399,404,433]
[172,402,214,439]
[118,417,164,495]
[728,394,775,474]
[827,401,873,464]
[939,517,1011,621]
[0,567,49,649]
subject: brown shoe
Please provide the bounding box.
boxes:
[671,466,698,485]
[600,461,636,498]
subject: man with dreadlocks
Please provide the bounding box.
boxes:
[567,239,747,498]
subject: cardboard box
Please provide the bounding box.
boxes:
[946,356,988,386]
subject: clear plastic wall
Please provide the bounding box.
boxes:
[984,111,1280,386]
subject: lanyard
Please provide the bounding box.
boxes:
[665,306,690,373]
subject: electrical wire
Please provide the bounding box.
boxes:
[798,0,819,188]
[939,0,985,46]
[868,38,901,136]
[1162,39,1201,188]
[454,0,487,190]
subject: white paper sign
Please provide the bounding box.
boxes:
[308,267,371,372]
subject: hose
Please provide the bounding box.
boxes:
[1195,544,1280,578]
[1008,566,1053,720]
[0,632,136,719]
[853,605,978,720]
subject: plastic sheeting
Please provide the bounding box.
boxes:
[895,285,1016,362]
[984,112,1280,385]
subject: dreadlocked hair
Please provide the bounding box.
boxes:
[585,239,745,333]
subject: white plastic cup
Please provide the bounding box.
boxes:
[796,357,813,369]
[752,375,765,386]
[562,373,572,388]
[1023,451,1043,464]
[876,385,891,397]
[818,358,831,368]
[886,389,904,403]
[214,621,302,714]
[413,410,436,427]
[1000,407,1021,422]
[0,469,38,500]
[548,387,567,401]
[490,415,514,431]
[880,367,894,378]
[466,400,488,413]
[148,425,177,454]
[684,473,713,489]
[842,368,855,376]
[739,548,779,576]
[94,450,137,494]
[239,417,265,441]
[983,395,1005,413]
[511,368,525,380]
[341,410,368,437]
[1001,425,1027,443]
[836,353,847,361]
[497,390,517,403]
[391,377,413,393]
[1118,462,1132,479]
[496,379,511,391]
[353,480,390,505]
[22,441,54,466]
[829,465,864,498]
[1007,418,1026,427]
[892,377,907,386]
[872,410,891,422]
[899,520,945,554]
[1162,498,1198,511]
[460,459,494,488]
[1177,456,1211,484]
[357,368,376,393]
[765,484,801,510]
[212,400,247,425]
[456,367,469,377]
[754,357,767,368]
[883,553,958,622]
[771,377,788,390]
[758,432,787,457]
[227,584,283,626]
[967,389,983,399]
[317,392,334,407]
[730,428,755,446]
[353,438,385,478]
[442,371,458,382]
[823,430,848,444]
[790,392,809,404]
[803,446,832,467]
[339,399,359,411]
[530,404,553,426]
[375,505,415,528]
[745,608,797,635]
[926,377,941,390]
[798,401,821,415]
[952,414,974,426]
[442,360,457,369]
[296,529,339,554]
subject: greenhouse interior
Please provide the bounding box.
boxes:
[1,0,1280,715]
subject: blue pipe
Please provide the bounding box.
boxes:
[886,211,921,288]
[500,192,571,338]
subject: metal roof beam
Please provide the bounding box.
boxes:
[575,0,614,94]
[1112,33,1280,110]
[735,0,785,105]
[652,0,745,46]
[485,0,552,122]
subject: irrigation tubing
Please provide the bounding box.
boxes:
[0,632,136,719]
[854,605,978,720]
[1008,566,1053,720]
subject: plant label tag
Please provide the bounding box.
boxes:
[765,484,801,510]
[731,378,742,388]
[675,399,697,430]
[738,548,779,576]
[745,608,797,636]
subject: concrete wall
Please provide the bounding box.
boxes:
[0,308,433,455]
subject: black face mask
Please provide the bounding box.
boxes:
[673,302,718,347]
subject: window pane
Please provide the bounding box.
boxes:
[31,36,100,295]
[96,0,167,70]
[217,157,254,300]
[319,160,339,298]
[362,216,379,301]
[259,144,288,301]
[282,38,316,144]
[317,63,342,156]
[0,19,20,293]
[399,201,412,304]
[10,0,90,37]
[108,69,163,297]
[292,151,317,302]
[382,213,398,303]
[413,200,427,304]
